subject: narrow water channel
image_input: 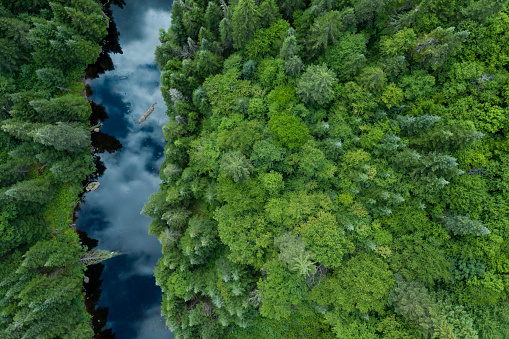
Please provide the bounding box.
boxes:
[76,1,172,338]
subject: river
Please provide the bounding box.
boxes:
[75,1,173,338]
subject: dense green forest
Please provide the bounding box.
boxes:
[0,0,110,337]
[146,0,509,337]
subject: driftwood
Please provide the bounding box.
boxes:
[138,102,157,123]
[37,164,47,174]
[90,122,103,131]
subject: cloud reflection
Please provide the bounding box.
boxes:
[80,4,172,339]
[136,305,174,339]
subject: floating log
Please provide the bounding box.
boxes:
[138,102,157,123]
[90,122,103,131]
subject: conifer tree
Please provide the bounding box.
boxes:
[308,9,356,51]
[296,64,337,105]
[205,1,223,36]
[30,94,92,123]
[220,151,254,182]
[30,124,90,153]
[442,214,490,237]
[4,178,54,203]
[231,0,260,49]
[36,67,69,89]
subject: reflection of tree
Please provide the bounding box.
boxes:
[91,155,107,179]
[92,132,123,154]
[89,101,109,125]
[75,229,116,338]
[78,2,126,338]
[86,0,124,79]
[84,261,116,339]
[89,101,123,155]
[106,0,126,10]
[85,54,115,79]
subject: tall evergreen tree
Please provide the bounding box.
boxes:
[231,0,260,49]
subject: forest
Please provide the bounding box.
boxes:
[145,0,509,338]
[0,0,111,337]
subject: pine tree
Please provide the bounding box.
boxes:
[296,64,337,105]
[162,207,191,229]
[412,27,470,70]
[276,0,306,20]
[205,1,223,36]
[279,30,300,60]
[442,214,490,237]
[36,68,69,89]
[49,153,94,182]
[170,1,188,46]
[259,0,281,27]
[231,0,260,49]
[30,94,92,123]
[1,120,41,141]
[308,9,356,51]
[30,124,90,153]
[0,16,30,72]
[220,151,254,182]
[4,178,55,203]
[389,276,437,334]
[396,114,441,134]
[285,56,304,76]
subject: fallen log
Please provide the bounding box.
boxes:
[138,102,157,123]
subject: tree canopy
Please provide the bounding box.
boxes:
[0,0,110,336]
[148,0,509,338]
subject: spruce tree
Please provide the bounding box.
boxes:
[231,0,260,49]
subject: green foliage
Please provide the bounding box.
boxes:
[268,113,310,150]
[205,2,223,36]
[150,1,509,337]
[0,1,108,336]
[259,0,281,28]
[30,124,90,153]
[390,235,452,285]
[296,64,337,105]
[323,32,367,80]
[246,19,290,59]
[35,67,69,89]
[232,0,260,49]
[441,213,490,237]
[390,276,479,338]
[257,57,287,89]
[412,26,470,70]
[307,9,356,51]
[30,94,92,123]
[284,55,304,76]
[258,260,309,320]
[4,177,55,204]
[313,253,394,314]
[297,211,353,268]
[219,151,254,182]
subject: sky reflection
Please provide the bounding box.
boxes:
[77,1,172,338]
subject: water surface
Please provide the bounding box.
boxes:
[76,1,172,338]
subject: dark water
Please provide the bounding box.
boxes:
[76,1,172,338]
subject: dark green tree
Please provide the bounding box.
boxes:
[30,94,92,123]
[30,124,90,153]
[4,178,55,203]
[296,64,337,105]
[231,0,260,49]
